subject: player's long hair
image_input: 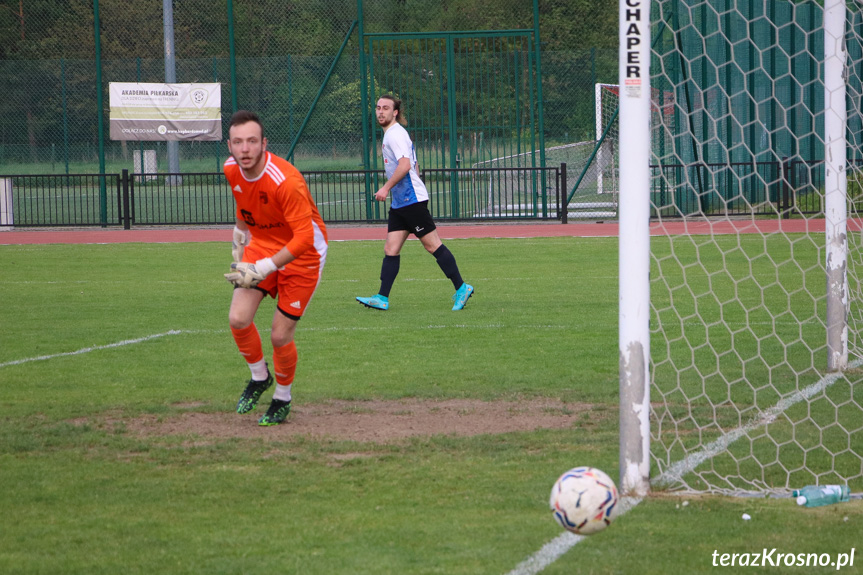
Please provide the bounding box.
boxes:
[380,94,407,126]
[229,110,265,139]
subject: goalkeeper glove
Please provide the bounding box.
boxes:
[225,257,278,289]
[231,226,250,263]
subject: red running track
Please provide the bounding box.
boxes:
[0,219,825,245]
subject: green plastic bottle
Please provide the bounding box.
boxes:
[792,485,850,508]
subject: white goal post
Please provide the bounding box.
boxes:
[619,0,863,497]
[617,0,652,497]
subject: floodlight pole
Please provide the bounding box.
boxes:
[227,0,238,113]
[164,0,181,185]
[618,0,652,497]
[825,0,848,372]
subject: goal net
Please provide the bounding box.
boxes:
[470,141,617,219]
[594,83,676,194]
[467,84,674,220]
[595,83,619,197]
[618,0,863,496]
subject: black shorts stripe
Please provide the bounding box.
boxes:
[276,306,302,321]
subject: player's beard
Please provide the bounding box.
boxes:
[377,113,395,128]
[237,148,266,175]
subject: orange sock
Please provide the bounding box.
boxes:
[231,323,264,365]
[272,341,297,401]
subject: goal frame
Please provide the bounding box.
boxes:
[618,0,652,497]
[595,83,620,196]
[619,0,855,497]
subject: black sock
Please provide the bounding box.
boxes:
[432,245,463,290]
[379,254,400,297]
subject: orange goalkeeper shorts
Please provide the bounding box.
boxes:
[243,243,325,319]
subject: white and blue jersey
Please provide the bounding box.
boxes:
[382,123,429,209]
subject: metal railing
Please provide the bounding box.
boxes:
[0,165,567,228]
[421,166,565,221]
[1,160,835,228]
[0,173,121,227]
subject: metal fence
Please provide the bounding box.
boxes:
[0,174,121,227]
[0,160,835,228]
[0,166,567,228]
[0,1,618,179]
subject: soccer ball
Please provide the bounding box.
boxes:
[549,466,619,535]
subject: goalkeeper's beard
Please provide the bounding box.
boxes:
[234,149,266,175]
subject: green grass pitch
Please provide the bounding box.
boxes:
[0,237,860,574]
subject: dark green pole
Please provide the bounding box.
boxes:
[369,37,380,219]
[62,58,69,174]
[527,35,537,212]
[93,0,107,225]
[227,0,238,113]
[514,49,521,158]
[446,35,459,216]
[533,0,546,217]
[358,0,372,219]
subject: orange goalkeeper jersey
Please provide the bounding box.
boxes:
[224,152,328,268]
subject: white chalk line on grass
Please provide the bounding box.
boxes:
[506,360,861,575]
[0,323,570,368]
[9,327,852,574]
[507,497,643,575]
[0,330,185,368]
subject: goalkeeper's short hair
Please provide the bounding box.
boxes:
[229,110,265,139]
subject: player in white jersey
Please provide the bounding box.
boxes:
[381,122,428,208]
[356,95,474,311]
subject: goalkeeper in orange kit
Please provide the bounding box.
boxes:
[222,110,328,426]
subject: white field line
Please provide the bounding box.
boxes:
[5,327,855,573]
[506,497,643,575]
[506,360,861,574]
[0,330,183,368]
[0,324,571,368]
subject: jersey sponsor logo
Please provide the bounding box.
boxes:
[241,209,255,227]
[255,222,285,231]
[233,184,242,194]
[289,300,301,309]
[240,209,283,231]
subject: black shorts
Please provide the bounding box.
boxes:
[387,201,437,238]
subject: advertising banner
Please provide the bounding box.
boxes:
[109,83,221,141]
